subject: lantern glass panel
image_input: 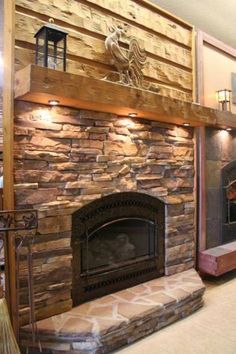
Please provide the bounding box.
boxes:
[218,90,226,103]
[218,89,230,103]
[47,38,65,70]
[36,34,47,67]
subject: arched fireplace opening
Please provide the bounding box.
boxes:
[71,192,165,306]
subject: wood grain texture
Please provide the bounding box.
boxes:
[15,0,194,101]
[3,0,18,337]
[16,0,192,68]
[85,0,192,46]
[15,65,236,130]
[15,46,193,102]
[199,241,236,276]
[15,13,192,91]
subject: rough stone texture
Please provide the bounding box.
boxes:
[20,269,205,354]
[14,101,195,324]
[205,128,236,248]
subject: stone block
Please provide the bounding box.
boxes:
[132,131,164,141]
[166,204,184,216]
[15,188,58,206]
[108,132,132,143]
[148,145,172,154]
[104,141,138,156]
[16,136,71,153]
[54,162,106,172]
[38,215,71,234]
[37,130,89,139]
[89,133,107,140]
[138,181,162,189]
[23,150,69,162]
[161,178,194,190]
[15,116,62,131]
[93,174,113,182]
[16,160,48,170]
[114,127,130,135]
[166,261,194,275]
[72,139,103,149]
[14,183,38,189]
[166,242,195,263]
[71,147,102,155]
[119,165,130,175]
[167,127,192,138]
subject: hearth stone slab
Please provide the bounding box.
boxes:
[20,269,205,354]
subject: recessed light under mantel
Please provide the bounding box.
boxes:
[48,99,60,106]
[128,112,138,118]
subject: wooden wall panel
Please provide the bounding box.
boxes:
[85,0,192,46]
[15,0,194,101]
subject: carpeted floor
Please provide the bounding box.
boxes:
[116,270,236,354]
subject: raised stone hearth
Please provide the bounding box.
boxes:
[20,269,205,354]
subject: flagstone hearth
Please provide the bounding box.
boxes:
[20,269,205,354]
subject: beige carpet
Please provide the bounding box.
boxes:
[116,270,236,354]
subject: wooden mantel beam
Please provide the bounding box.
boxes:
[15,64,236,129]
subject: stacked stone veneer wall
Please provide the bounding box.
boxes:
[14,101,195,324]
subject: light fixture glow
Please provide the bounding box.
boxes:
[38,109,52,122]
[217,89,231,111]
[128,112,137,118]
[226,127,232,131]
[121,118,136,127]
[48,99,59,106]
[183,122,190,127]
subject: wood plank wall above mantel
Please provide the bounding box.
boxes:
[15,0,195,102]
[15,65,236,129]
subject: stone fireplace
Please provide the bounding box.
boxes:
[14,101,197,328]
[71,192,165,305]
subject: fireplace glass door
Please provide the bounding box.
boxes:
[72,192,165,305]
[81,218,156,275]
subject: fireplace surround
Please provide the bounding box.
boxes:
[72,192,165,305]
[15,99,203,354]
[14,101,196,325]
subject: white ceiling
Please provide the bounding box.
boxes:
[151,0,236,49]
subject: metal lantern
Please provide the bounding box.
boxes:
[217,89,231,111]
[34,19,68,71]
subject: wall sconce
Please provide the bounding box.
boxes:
[34,18,68,71]
[217,89,231,111]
